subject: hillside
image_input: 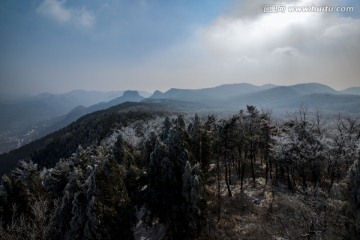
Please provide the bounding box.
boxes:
[0,90,126,154]
[0,91,146,154]
[0,98,210,177]
[0,101,171,177]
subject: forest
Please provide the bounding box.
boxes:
[0,105,359,239]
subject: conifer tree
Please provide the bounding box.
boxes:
[147,116,205,239]
[346,156,360,236]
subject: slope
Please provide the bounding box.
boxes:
[0,100,186,177]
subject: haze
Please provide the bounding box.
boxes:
[0,0,359,95]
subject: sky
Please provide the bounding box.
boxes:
[0,0,359,95]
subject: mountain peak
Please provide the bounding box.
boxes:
[123,90,141,98]
[150,90,164,98]
[289,83,337,95]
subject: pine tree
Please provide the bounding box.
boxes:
[1,161,46,226]
[147,116,205,239]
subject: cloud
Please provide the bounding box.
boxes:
[204,0,325,58]
[37,0,95,28]
[200,0,360,88]
[37,0,71,23]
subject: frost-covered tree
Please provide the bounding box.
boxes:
[42,144,135,240]
[244,106,262,182]
[0,198,50,240]
[345,155,360,236]
[328,114,360,191]
[188,114,203,165]
[201,114,216,173]
[113,135,135,167]
[181,161,205,238]
[147,130,188,219]
[84,158,135,240]
[217,116,239,197]
[271,107,329,190]
[259,117,274,184]
[161,116,172,141]
[1,161,46,226]
[147,116,205,239]
[43,160,72,199]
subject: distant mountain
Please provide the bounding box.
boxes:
[148,83,357,112]
[288,83,338,95]
[0,90,127,131]
[149,83,342,104]
[138,91,152,98]
[230,86,301,107]
[39,91,145,137]
[75,90,145,116]
[227,86,360,114]
[105,90,145,106]
[279,93,360,112]
[0,90,151,124]
[0,94,73,132]
[151,90,164,98]
[198,83,277,99]
[149,83,277,102]
[147,83,360,114]
[50,90,126,107]
[341,87,360,95]
[0,90,147,154]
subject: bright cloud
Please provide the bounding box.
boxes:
[200,0,360,88]
[37,0,95,28]
[204,0,325,58]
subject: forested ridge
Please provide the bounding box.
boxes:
[0,105,359,239]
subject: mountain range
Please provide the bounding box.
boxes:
[0,82,359,155]
[148,83,360,113]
